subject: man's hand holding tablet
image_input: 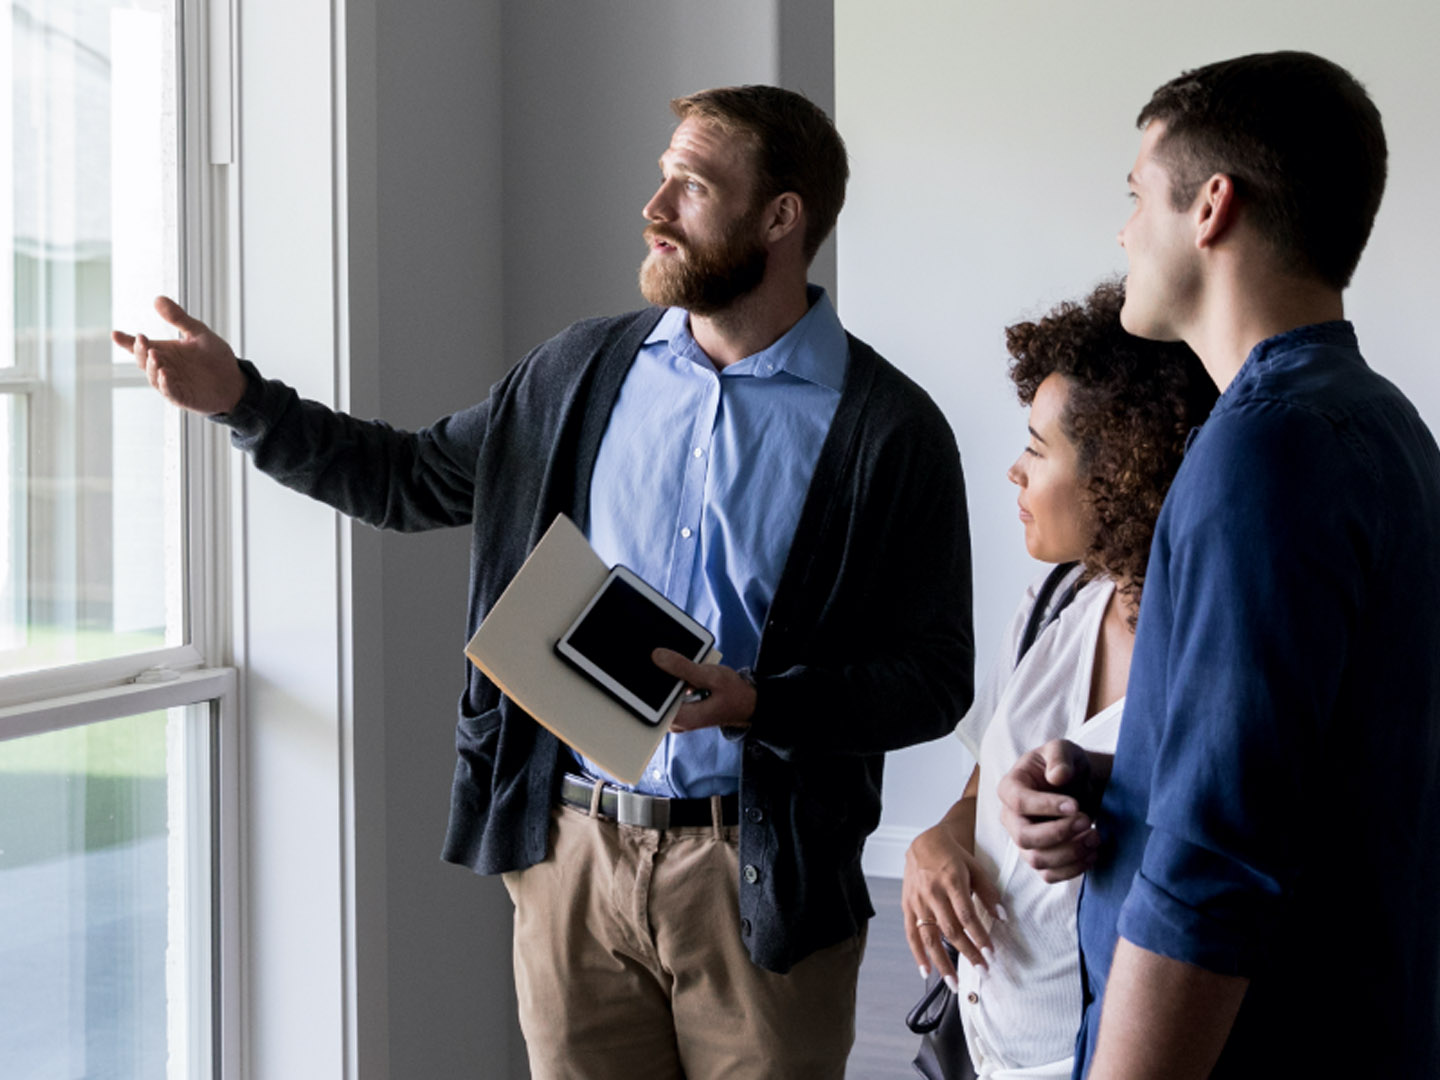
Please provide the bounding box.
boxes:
[554,566,716,727]
[651,648,756,733]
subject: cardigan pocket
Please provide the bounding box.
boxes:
[455,705,504,766]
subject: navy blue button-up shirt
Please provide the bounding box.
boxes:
[1075,323,1440,1077]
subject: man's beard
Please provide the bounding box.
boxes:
[638,207,769,315]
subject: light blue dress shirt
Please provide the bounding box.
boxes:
[578,286,848,796]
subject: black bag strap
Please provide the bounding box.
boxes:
[1015,561,1081,668]
[905,940,960,1034]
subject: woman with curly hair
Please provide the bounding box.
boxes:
[901,281,1216,1080]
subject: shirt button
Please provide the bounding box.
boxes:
[743,864,759,884]
[680,527,692,539]
[745,807,763,824]
[966,992,979,1005]
[692,447,704,458]
[650,769,662,781]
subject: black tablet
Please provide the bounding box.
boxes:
[554,566,715,725]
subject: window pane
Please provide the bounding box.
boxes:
[0,392,26,650]
[0,705,213,1078]
[112,384,182,639]
[2,0,183,676]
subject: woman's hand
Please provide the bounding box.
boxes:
[902,807,1003,987]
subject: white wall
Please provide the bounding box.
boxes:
[238,0,521,1075]
[351,0,520,1076]
[836,0,1440,859]
[236,0,348,1073]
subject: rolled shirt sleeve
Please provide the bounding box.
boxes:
[1114,398,1376,976]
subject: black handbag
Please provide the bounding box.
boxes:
[904,562,1081,1080]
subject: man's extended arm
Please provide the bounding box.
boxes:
[1087,939,1248,1080]
[115,295,487,532]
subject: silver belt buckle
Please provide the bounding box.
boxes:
[615,789,670,829]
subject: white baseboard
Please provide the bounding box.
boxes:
[861,824,919,880]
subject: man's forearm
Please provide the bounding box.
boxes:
[1088,938,1249,1080]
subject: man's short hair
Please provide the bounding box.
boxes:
[1138,51,1387,290]
[671,85,848,262]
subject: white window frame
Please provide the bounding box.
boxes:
[0,0,241,1075]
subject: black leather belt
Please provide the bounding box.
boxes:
[559,773,739,829]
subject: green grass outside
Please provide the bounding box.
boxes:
[0,714,170,869]
[0,710,167,778]
[0,624,170,684]
[0,625,168,776]
[0,630,174,867]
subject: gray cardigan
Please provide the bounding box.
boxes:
[223,307,974,972]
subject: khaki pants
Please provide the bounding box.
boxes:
[502,802,865,1080]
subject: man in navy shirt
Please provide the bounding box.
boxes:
[998,52,1440,1077]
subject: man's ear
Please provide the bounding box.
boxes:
[1194,173,1238,250]
[764,192,804,246]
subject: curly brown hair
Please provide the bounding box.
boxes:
[1007,280,1216,626]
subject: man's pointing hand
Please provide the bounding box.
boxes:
[113,296,247,416]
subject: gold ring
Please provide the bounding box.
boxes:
[915,918,938,929]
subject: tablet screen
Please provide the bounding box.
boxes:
[563,575,708,712]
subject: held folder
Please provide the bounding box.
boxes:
[463,513,720,784]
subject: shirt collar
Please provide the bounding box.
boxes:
[1249,319,1356,365]
[644,285,848,391]
[644,305,690,347]
[1226,320,1358,399]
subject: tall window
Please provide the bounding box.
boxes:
[2,0,181,673]
[0,1,234,1077]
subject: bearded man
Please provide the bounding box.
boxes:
[114,85,974,1079]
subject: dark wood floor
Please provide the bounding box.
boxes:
[850,876,924,1079]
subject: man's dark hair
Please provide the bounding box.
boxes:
[1008,281,1217,626]
[1138,50,1387,290]
[672,85,848,262]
